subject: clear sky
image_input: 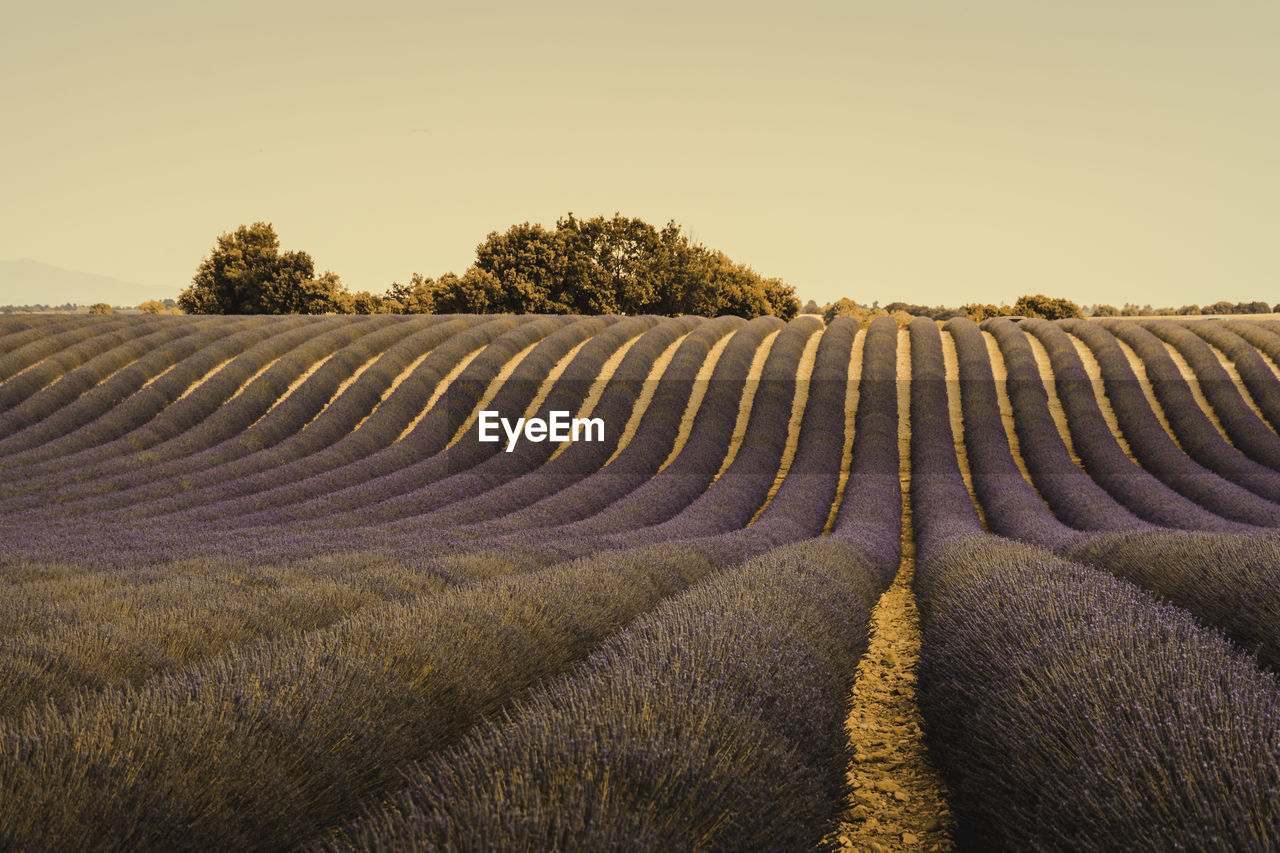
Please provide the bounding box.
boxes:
[2,1,1277,309]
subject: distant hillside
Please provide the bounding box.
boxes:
[0,258,177,307]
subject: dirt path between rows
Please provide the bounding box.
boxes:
[833,545,955,853]
[831,331,954,852]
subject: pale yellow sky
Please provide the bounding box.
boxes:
[2,1,1277,309]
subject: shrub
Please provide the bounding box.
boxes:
[917,534,1280,851]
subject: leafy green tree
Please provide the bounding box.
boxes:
[138,300,165,314]
[420,213,801,319]
[347,290,398,314]
[1012,294,1083,320]
[179,222,349,314]
[472,222,573,314]
[962,303,1006,322]
[822,298,860,325]
[387,273,436,313]
[428,269,506,313]
[88,302,114,314]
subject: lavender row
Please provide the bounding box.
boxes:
[1099,319,1280,501]
[384,315,863,564]
[1002,318,1244,530]
[293,315,648,528]
[84,316,477,519]
[440,316,744,538]
[362,315,702,531]
[1144,318,1280,467]
[65,316,434,514]
[0,315,148,398]
[0,315,183,430]
[0,542,731,851]
[318,536,888,853]
[977,318,1157,530]
[17,314,545,532]
[1220,320,1280,433]
[916,533,1280,851]
[514,316,782,539]
[0,317,261,460]
[946,322,1280,678]
[0,315,332,494]
[1059,318,1280,526]
[5,315,404,511]
[943,317,1122,547]
[129,314,519,524]
[377,316,790,555]
[750,315,859,542]
[0,316,306,476]
[827,314,902,572]
[0,552,459,720]
[907,317,985,551]
[71,315,470,520]
[606,316,821,545]
[0,317,228,450]
[225,315,608,527]
[0,316,83,362]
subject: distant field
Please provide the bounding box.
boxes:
[2,312,1280,851]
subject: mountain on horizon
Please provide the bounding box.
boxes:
[0,258,178,307]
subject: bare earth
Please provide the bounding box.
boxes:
[832,538,956,852]
[831,331,954,852]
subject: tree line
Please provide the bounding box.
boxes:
[818,294,1280,327]
[177,217,798,320]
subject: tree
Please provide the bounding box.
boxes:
[428,269,506,313]
[179,222,349,314]
[407,213,801,319]
[347,290,397,314]
[1012,294,1083,320]
[387,273,436,313]
[472,222,573,314]
[821,298,889,329]
[88,302,114,314]
[962,303,1007,322]
[138,300,165,314]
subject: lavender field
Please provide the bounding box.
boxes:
[2,311,1280,851]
